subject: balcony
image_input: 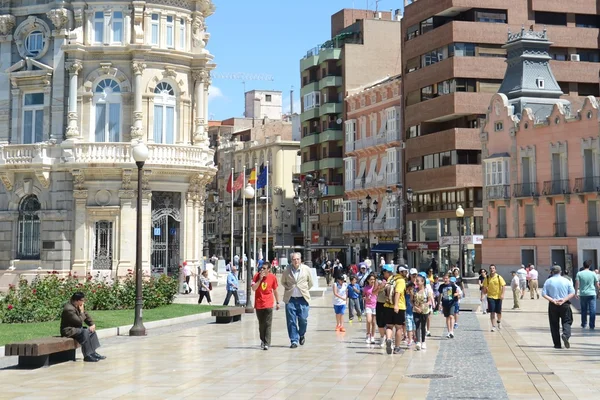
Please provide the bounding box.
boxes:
[343,221,363,232]
[386,128,401,143]
[574,176,600,193]
[319,124,343,143]
[300,80,319,96]
[523,223,535,238]
[354,135,376,151]
[301,160,319,174]
[384,218,399,231]
[345,179,354,191]
[300,53,319,71]
[319,102,343,117]
[319,75,342,90]
[300,132,319,147]
[496,224,507,238]
[405,92,492,128]
[324,184,344,197]
[554,222,567,237]
[586,221,600,237]
[345,140,355,153]
[300,107,320,123]
[320,157,343,170]
[513,182,539,198]
[542,179,571,196]
[405,128,480,159]
[319,48,342,63]
[406,164,481,192]
[387,170,401,186]
[486,185,510,200]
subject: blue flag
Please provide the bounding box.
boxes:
[257,164,268,189]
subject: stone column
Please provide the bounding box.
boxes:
[65,61,83,140]
[192,70,208,144]
[0,15,15,144]
[142,190,152,274]
[48,8,70,141]
[117,189,135,276]
[72,190,89,276]
[131,61,146,141]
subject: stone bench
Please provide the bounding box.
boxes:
[212,307,244,324]
[5,337,80,369]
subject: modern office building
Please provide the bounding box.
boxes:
[401,0,600,272]
[299,8,402,263]
[481,28,600,282]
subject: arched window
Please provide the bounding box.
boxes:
[17,195,41,260]
[94,78,121,142]
[153,82,176,144]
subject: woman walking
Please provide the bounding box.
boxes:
[198,270,212,305]
[479,269,488,314]
[412,275,434,350]
[362,274,378,344]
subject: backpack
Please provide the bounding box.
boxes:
[384,277,398,304]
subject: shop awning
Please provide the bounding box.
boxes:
[371,243,399,253]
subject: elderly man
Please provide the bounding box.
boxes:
[223,265,240,306]
[60,292,105,362]
[542,265,575,349]
[281,252,313,348]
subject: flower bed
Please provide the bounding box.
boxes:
[0,270,179,324]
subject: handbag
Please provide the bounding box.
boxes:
[209,282,213,290]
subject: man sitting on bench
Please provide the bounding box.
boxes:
[60,292,106,363]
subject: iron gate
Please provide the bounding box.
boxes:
[151,192,181,276]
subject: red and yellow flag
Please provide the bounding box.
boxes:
[248,168,257,185]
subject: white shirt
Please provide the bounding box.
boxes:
[183,265,192,277]
[511,275,520,289]
[333,282,347,306]
[516,268,527,281]
[529,269,539,280]
[291,266,303,298]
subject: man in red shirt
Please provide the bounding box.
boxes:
[252,261,281,350]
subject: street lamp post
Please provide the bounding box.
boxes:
[357,195,378,262]
[130,142,149,337]
[274,204,292,261]
[456,204,465,276]
[386,184,413,266]
[243,184,255,313]
[212,193,226,259]
[292,174,326,267]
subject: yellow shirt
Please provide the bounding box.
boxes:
[483,274,506,299]
[384,275,407,310]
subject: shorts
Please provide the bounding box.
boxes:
[365,307,376,315]
[384,306,406,326]
[376,302,386,328]
[519,280,526,291]
[333,305,346,315]
[454,302,460,314]
[487,298,503,314]
[405,314,415,331]
[442,304,456,318]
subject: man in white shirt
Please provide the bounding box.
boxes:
[510,271,521,309]
[516,265,527,299]
[182,262,193,294]
[529,265,540,299]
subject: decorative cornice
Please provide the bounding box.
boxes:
[132,61,146,75]
[47,8,70,31]
[0,171,14,192]
[0,14,15,36]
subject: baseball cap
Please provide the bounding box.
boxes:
[382,264,394,273]
[398,266,408,273]
[418,271,427,278]
[409,268,418,275]
[450,277,457,283]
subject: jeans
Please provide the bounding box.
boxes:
[359,294,365,314]
[580,295,597,329]
[223,290,239,306]
[414,313,429,343]
[256,308,274,346]
[348,297,361,320]
[285,297,309,344]
[548,302,572,348]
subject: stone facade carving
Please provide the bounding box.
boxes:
[67,61,83,75]
[132,61,146,75]
[191,14,209,48]
[35,171,50,188]
[47,8,70,31]
[72,169,85,190]
[122,169,132,190]
[0,14,15,36]
[0,171,14,191]
[66,112,79,138]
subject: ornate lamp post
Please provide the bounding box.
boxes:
[243,183,255,312]
[292,174,326,267]
[274,204,292,262]
[386,183,413,265]
[130,142,149,337]
[358,195,378,262]
[456,204,465,276]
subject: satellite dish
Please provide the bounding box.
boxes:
[336,118,343,124]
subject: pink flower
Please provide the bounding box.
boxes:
[32,289,37,294]
[7,304,13,310]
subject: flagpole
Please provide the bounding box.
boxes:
[241,166,246,282]
[265,161,269,262]
[230,167,234,265]
[253,162,258,276]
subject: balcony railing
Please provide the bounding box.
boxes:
[496,224,507,238]
[586,220,599,236]
[543,179,571,196]
[523,223,535,238]
[574,176,600,193]
[486,185,510,200]
[554,222,567,237]
[513,182,539,197]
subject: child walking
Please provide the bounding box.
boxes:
[362,274,378,344]
[412,275,434,350]
[333,275,348,332]
[348,276,362,322]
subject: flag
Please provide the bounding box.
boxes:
[248,168,257,185]
[226,172,234,193]
[232,172,244,192]
[257,164,268,189]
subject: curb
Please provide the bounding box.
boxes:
[1,310,214,358]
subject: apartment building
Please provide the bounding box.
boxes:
[299,8,402,263]
[401,0,600,272]
[343,75,402,264]
[482,28,600,283]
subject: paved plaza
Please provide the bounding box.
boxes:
[1,279,599,399]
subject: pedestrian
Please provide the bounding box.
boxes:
[379,256,385,270]
[375,271,388,347]
[516,264,527,299]
[348,276,362,323]
[529,265,540,299]
[252,261,280,351]
[60,292,105,362]
[482,264,506,332]
[383,265,407,355]
[450,276,462,329]
[432,275,441,314]
[323,260,332,285]
[542,265,575,348]
[479,269,488,314]
[405,276,415,347]
[412,275,434,350]
[510,271,520,309]
[439,274,459,338]
[362,273,378,344]
[198,270,212,305]
[595,268,600,297]
[223,265,240,306]
[350,263,359,275]
[182,262,193,294]
[332,275,348,332]
[233,254,240,268]
[575,261,599,329]
[427,268,435,283]
[333,260,343,279]
[452,269,465,295]
[281,252,314,349]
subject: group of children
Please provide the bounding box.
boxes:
[331,266,465,350]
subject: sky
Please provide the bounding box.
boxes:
[207,0,403,120]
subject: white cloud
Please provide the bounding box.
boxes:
[208,86,224,102]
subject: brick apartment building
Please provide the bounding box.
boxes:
[481,28,600,283]
[401,0,600,272]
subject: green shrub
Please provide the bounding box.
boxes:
[0,270,179,324]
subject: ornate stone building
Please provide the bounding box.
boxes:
[0,0,217,279]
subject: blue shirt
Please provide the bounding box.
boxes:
[226,272,239,292]
[348,283,361,299]
[405,292,413,316]
[542,275,575,300]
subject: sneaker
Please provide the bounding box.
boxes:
[421,343,427,350]
[449,332,454,339]
[335,325,341,332]
[370,337,376,344]
[379,338,386,348]
[386,339,393,355]
[299,336,305,345]
[263,345,269,351]
[290,343,298,349]
[491,327,496,332]
[483,311,487,315]
[453,323,458,329]
[366,335,371,344]
[426,331,431,337]
[339,326,346,332]
[415,342,421,351]
[446,333,451,339]
[358,316,363,322]
[260,341,265,349]
[497,321,502,330]
[349,319,353,323]
[393,346,403,354]
[561,334,570,349]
